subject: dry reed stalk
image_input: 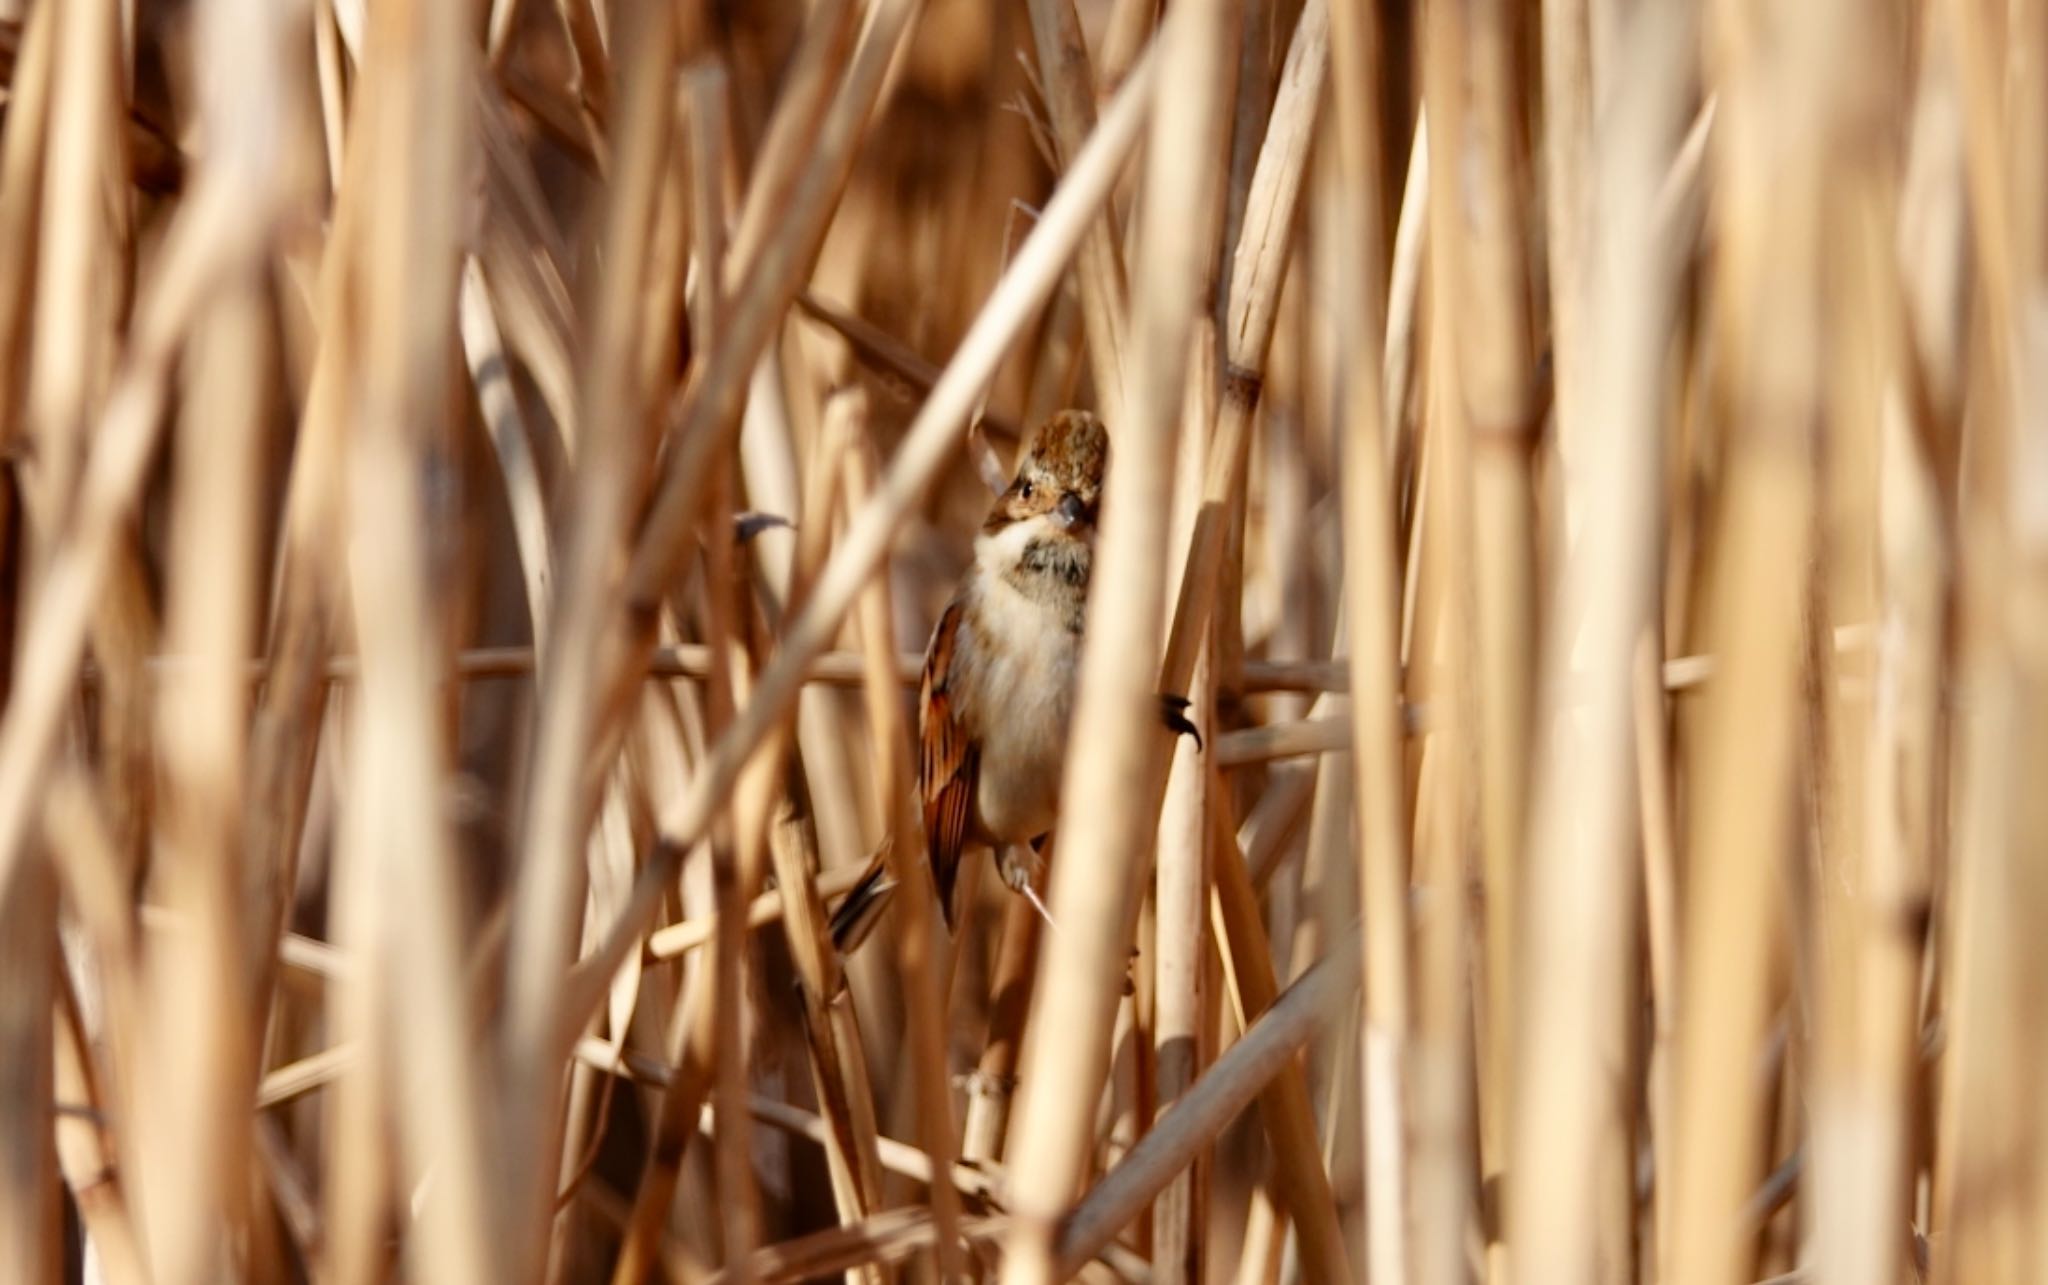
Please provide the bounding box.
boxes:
[996,0,1236,1274]
[1504,5,1693,1283]
[497,0,680,1253]
[1664,1,1840,1281]
[135,181,270,1285]
[126,11,305,1275]
[0,15,73,1283]
[1158,0,1326,712]
[28,0,117,510]
[459,258,555,652]
[1802,7,1918,1285]
[1054,923,1364,1277]
[0,0,54,453]
[1929,0,2048,1277]
[751,409,888,1270]
[1383,114,1429,476]
[708,1210,1013,1285]
[1099,0,1159,92]
[1205,771,1355,1283]
[1152,645,1213,1281]
[642,859,875,961]
[1322,4,1413,1279]
[794,290,1026,444]
[1142,7,1235,1281]
[340,0,497,1280]
[0,855,56,1283]
[1024,0,1129,426]
[53,972,148,1285]
[1442,5,1540,1240]
[960,893,1043,1164]
[720,0,858,295]
[571,1042,1004,1211]
[1412,3,1488,1274]
[1634,633,1681,1271]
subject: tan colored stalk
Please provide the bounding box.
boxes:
[1024,0,1129,423]
[458,258,555,654]
[1802,7,1918,1285]
[961,895,1043,1163]
[0,0,55,452]
[1446,2,1539,1235]
[1143,6,1236,1280]
[1207,778,1356,1282]
[1928,0,2048,1278]
[1415,0,1484,1262]
[136,215,271,1285]
[1099,0,1159,91]
[341,0,496,1279]
[1321,15,1410,1268]
[54,978,148,1285]
[1158,0,1327,704]
[762,658,888,1272]
[1635,635,1680,1271]
[1152,637,1214,1281]
[708,1211,1013,1284]
[1054,925,1365,1277]
[719,0,859,297]
[1505,6,1692,1282]
[497,0,679,1251]
[0,856,56,1281]
[1665,1,1839,1281]
[996,0,1234,1274]
[28,0,118,509]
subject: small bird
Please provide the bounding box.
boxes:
[829,410,1198,951]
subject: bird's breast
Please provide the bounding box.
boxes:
[957,570,1082,843]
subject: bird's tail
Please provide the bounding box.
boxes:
[826,850,898,958]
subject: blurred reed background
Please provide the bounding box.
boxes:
[0,0,2016,1281]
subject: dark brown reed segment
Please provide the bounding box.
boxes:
[6,1,1996,1282]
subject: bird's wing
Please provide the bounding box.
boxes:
[919,599,979,931]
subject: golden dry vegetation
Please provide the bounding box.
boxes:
[0,0,2019,1283]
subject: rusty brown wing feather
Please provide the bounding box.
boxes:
[919,600,979,931]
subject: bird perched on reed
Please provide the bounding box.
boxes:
[829,410,1197,952]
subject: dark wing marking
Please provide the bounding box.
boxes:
[919,599,979,931]
[827,853,897,962]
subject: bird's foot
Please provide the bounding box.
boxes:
[998,846,1059,934]
[1159,692,1202,749]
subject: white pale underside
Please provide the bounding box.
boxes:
[957,517,1082,844]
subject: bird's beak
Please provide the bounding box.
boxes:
[1054,491,1091,531]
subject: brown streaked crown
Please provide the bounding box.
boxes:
[984,409,1109,532]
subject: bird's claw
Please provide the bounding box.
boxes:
[1158,693,1202,749]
